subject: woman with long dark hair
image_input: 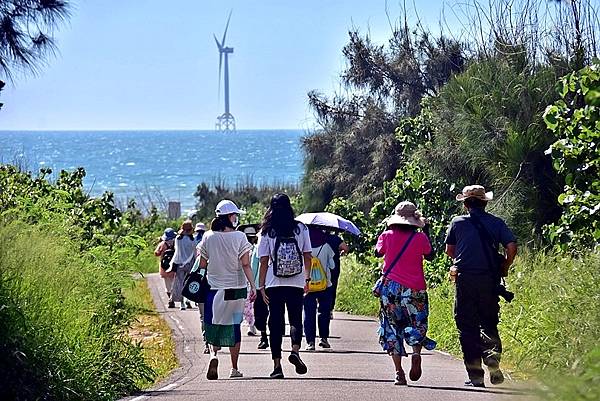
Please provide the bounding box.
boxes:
[197,200,256,380]
[258,193,312,379]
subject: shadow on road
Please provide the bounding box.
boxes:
[409,384,531,396]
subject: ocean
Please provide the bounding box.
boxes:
[0,130,305,213]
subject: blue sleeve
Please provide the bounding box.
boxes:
[445,220,457,245]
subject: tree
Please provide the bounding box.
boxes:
[303,18,465,211]
[0,0,70,80]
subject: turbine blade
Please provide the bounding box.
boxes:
[213,34,222,50]
[221,9,232,45]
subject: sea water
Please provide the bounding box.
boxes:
[0,130,305,212]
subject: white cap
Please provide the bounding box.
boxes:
[194,222,206,232]
[215,199,245,216]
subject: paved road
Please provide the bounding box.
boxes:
[122,273,532,401]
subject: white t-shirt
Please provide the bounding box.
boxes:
[257,223,312,288]
[198,230,253,290]
[171,235,196,266]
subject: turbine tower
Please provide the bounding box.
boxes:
[214,11,236,133]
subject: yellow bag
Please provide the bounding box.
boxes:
[308,246,327,292]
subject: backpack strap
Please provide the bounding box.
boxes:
[382,231,416,278]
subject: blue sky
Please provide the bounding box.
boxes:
[1,0,456,130]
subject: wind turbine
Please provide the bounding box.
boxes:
[214,10,236,133]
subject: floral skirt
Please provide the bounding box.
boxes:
[377,278,436,356]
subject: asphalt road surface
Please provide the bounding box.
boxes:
[121,273,533,401]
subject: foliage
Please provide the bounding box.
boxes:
[0,0,71,79]
[0,222,154,401]
[334,255,379,316]
[194,178,299,222]
[302,17,466,211]
[544,61,600,249]
[0,164,178,400]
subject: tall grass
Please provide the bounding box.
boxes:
[0,221,154,401]
[336,250,600,400]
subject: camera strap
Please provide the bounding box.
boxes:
[469,215,500,274]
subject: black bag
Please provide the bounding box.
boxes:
[182,269,210,303]
[160,243,175,271]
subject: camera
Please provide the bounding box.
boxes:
[496,284,514,303]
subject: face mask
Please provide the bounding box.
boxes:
[231,215,239,228]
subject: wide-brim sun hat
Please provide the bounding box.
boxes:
[386,201,426,228]
[178,220,194,235]
[161,228,176,241]
[215,199,246,216]
[194,222,206,232]
[456,185,494,202]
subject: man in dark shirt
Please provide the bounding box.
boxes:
[445,185,518,388]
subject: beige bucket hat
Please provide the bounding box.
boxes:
[386,201,426,228]
[456,185,494,202]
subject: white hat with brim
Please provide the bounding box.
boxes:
[194,222,206,232]
[386,201,426,228]
[242,226,257,236]
[215,199,246,216]
[456,185,494,202]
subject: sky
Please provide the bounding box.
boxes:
[1,0,458,131]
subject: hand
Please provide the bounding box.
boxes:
[500,259,510,277]
[303,282,310,295]
[260,288,269,305]
[248,286,257,302]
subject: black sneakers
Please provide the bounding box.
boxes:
[269,365,284,379]
[288,351,307,374]
[257,334,269,350]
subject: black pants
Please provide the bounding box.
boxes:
[266,286,304,360]
[328,265,340,312]
[254,289,269,333]
[454,273,502,382]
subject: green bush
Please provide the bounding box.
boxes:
[334,256,379,316]
[544,61,600,250]
[0,222,154,401]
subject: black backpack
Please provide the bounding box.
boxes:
[160,242,175,270]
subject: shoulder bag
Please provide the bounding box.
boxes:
[372,231,416,297]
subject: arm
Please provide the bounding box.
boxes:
[501,242,518,276]
[240,252,256,301]
[259,256,269,304]
[445,244,456,259]
[154,242,164,256]
[339,241,349,255]
[303,251,312,293]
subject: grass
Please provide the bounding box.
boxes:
[335,250,600,401]
[123,278,178,388]
[0,221,154,401]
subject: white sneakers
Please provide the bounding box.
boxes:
[305,342,316,351]
[229,368,243,378]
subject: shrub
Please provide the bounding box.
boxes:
[0,222,154,401]
[544,61,600,250]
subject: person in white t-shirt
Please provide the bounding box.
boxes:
[197,200,256,380]
[258,193,312,379]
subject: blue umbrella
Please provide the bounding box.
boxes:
[296,212,361,236]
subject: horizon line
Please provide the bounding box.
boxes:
[0,128,308,132]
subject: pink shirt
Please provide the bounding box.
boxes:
[376,230,432,290]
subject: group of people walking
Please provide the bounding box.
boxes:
[153,184,517,388]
